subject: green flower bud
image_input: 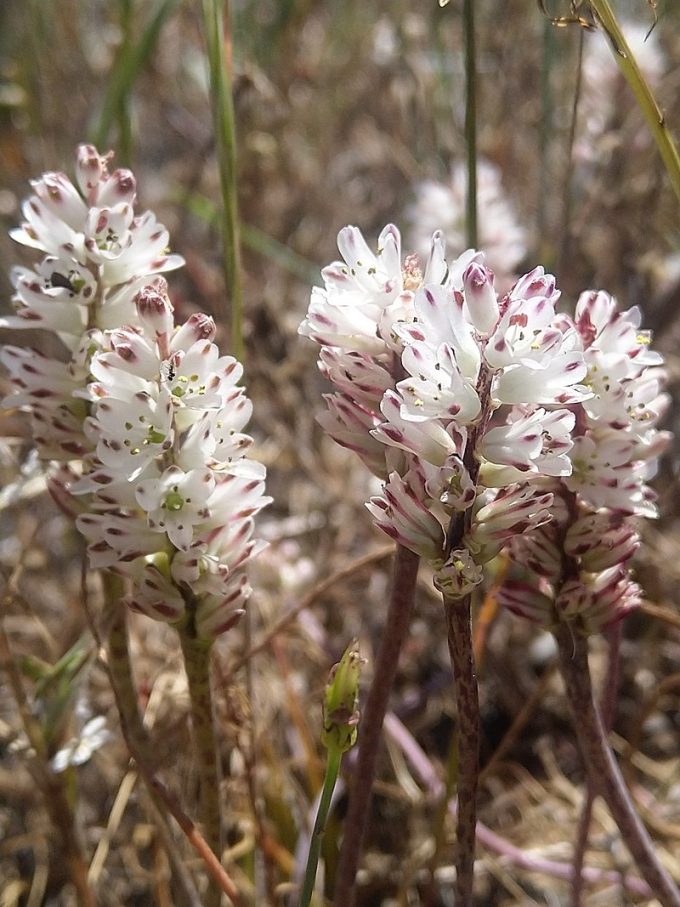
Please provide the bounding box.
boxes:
[321,640,363,754]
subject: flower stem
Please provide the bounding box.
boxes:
[463,0,477,248]
[201,0,244,357]
[102,574,147,751]
[571,621,621,906]
[299,746,343,907]
[179,631,223,907]
[443,592,479,907]
[587,0,680,206]
[555,623,680,907]
[332,545,420,907]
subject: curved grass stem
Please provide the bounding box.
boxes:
[587,0,680,206]
[555,624,680,907]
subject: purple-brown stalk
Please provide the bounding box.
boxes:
[443,592,479,906]
[555,623,680,907]
[332,545,419,907]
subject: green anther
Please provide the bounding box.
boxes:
[147,428,166,445]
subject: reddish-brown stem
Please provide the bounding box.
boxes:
[555,624,680,907]
[444,592,479,907]
[571,622,621,906]
[179,632,222,907]
[332,545,419,907]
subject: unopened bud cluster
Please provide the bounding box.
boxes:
[300,225,668,628]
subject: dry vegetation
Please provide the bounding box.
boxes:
[1,1,680,905]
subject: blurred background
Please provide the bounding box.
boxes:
[1,1,680,904]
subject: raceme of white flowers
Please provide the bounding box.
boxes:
[74,282,271,638]
[1,144,184,461]
[2,146,270,640]
[300,225,669,629]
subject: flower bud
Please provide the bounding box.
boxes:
[434,547,484,598]
[76,144,107,198]
[98,168,137,207]
[322,641,363,753]
[463,262,499,334]
[173,312,216,348]
[135,279,174,339]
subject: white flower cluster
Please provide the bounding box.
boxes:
[406,161,527,290]
[0,145,183,460]
[2,147,270,640]
[301,225,668,625]
[501,290,669,632]
[74,282,271,638]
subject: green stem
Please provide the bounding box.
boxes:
[538,16,555,264]
[116,0,134,164]
[179,631,222,907]
[299,747,343,907]
[463,0,477,248]
[588,0,680,206]
[201,0,244,357]
[557,26,584,278]
[91,0,180,150]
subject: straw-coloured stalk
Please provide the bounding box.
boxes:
[586,0,680,205]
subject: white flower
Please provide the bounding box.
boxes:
[302,221,669,623]
[89,387,174,478]
[299,224,407,356]
[468,483,554,563]
[462,261,499,335]
[51,716,111,773]
[480,408,575,484]
[373,389,462,467]
[135,466,215,550]
[402,282,481,382]
[566,433,657,517]
[396,340,481,424]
